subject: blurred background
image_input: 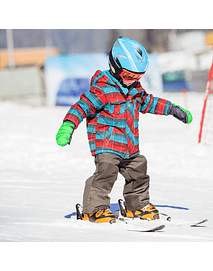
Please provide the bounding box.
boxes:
[0,29,213,106]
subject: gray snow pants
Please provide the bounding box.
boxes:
[83,153,150,214]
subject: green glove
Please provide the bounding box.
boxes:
[173,103,193,124]
[168,103,193,124]
[56,122,75,147]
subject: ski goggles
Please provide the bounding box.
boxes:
[119,69,145,81]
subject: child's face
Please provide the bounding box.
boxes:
[122,79,136,87]
[119,69,145,87]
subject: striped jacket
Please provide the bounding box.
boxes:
[64,70,171,159]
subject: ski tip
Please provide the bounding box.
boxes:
[128,224,165,233]
[190,218,208,227]
[146,224,165,232]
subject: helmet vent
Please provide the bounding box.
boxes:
[114,41,120,47]
[136,48,143,57]
[136,55,143,62]
[117,53,127,59]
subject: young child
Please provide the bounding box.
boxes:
[56,37,192,223]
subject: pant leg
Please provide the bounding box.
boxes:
[82,153,121,214]
[119,154,150,212]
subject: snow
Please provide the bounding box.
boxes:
[0,92,213,269]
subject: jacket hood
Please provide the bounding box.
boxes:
[91,70,144,97]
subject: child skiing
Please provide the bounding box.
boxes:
[56,37,193,223]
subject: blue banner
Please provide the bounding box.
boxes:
[45,53,109,106]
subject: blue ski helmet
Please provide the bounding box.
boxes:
[109,37,149,75]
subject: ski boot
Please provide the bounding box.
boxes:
[118,199,159,220]
[76,204,116,223]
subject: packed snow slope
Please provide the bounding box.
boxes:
[0,92,213,242]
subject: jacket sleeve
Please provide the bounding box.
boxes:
[63,86,106,128]
[140,91,171,115]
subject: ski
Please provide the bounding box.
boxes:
[71,203,166,232]
[190,219,208,227]
[116,217,165,232]
[118,198,171,221]
[118,199,208,228]
[65,201,208,230]
[128,224,165,232]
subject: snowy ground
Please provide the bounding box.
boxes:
[0,92,212,269]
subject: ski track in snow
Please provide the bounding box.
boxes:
[0,92,213,243]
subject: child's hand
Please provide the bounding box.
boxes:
[56,122,75,146]
[168,103,193,124]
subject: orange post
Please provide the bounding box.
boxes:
[182,88,188,109]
